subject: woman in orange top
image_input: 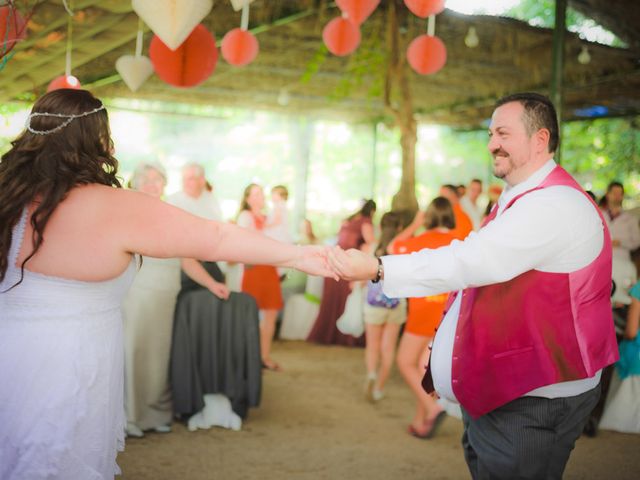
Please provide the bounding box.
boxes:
[237,183,284,371]
[388,196,457,439]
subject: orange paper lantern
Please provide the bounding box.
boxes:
[407,34,446,75]
[150,24,218,88]
[335,0,380,26]
[221,28,259,67]
[404,0,445,18]
[47,75,82,92]
[322,17,361,57]
[0,6,27,52]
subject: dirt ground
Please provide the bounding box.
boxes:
[118,340,640,479]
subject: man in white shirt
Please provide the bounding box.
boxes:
[459,178,485,230]
[168,163,223,222]
[601,181,640,305]
[329,93,618,479]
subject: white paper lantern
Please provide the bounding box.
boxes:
[116,55,154,92]
[229,0,256,12]
[132,0,213,51]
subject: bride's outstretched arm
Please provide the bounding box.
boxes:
[115,189,336,279]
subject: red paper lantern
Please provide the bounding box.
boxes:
[47,75,82,92]
[335,0,380,26]
[322,17,361,57]
[221,28,259,67]
[407,34,446,75]
[404,0,445,18]
[150,24,218,88]
[0,6,27,51]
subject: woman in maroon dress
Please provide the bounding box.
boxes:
[307,200,376,346]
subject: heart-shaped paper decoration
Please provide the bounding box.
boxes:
[229,0,256,11]
[132,0,213,51]
[116,55,154,92]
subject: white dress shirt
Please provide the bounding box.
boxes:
[382,160,604,403]
[459,195,485,231]
[167,191,223,222]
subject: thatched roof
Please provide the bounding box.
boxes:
[1,0,639,127]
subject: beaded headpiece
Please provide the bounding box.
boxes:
[25,104,106,135]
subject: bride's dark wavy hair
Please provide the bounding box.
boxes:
[0,88,121,286]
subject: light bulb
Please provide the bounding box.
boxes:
[464,26,479,48]
[277,89,290,106]
[578,46,591,65]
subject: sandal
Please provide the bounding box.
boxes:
[424,410,447,439]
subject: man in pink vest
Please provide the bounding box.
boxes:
[329,93,618,479]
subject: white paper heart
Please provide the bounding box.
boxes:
[116,55,154,92]
[229,0,256,11]
[132,0,213,51]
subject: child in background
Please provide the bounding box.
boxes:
[265,185,292,244]
[363,212,407,403]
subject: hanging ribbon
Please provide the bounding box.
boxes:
[64,0,73,77]
[240,2,250,30]
[427,14,435,37]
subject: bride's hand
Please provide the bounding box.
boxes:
[328,246,379,282]
[293,245,339,280]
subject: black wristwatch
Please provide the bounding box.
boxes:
[372,257,383,283]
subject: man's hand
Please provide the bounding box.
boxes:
[328,246,379,282]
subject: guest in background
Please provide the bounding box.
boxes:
[265,185,292,244]
[439,184,473,240]
[123,164,230,438]
[599,280,640,433]
[363,212,406,403]
[307,199,376,346]
[237,184,284,371]
[168,162,223,222]
[388,197,457,438]
[601,181,640,306]
[459,179,485,230]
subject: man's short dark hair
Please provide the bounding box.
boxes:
[470,178,482,185]
[495,92,559,154]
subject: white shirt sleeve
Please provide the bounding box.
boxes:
[382,186,604,298]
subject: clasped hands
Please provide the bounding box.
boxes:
[295,245,379,282]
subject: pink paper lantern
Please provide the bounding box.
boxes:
[323,17,361,57]
[150,24,218,88]
[221,28,259,67]
[47,75,82,92]
[407,34,446,75]
[404,0,445,18]
[0,6,27,52]
[335,0,380,26]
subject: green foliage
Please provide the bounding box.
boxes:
[561,118,640,196]
[503,0,625,46]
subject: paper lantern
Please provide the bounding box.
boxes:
[150,24,218,88]
[132,0,213,51]
[229,0,256,11]
[335,0,380,26]
[47,75,82,92]
[322,17,361,57]
[116,55,154,92]
[404,0,445,18]
[0,6,27,51]
[221,28,259,66]
[407,34,446,75]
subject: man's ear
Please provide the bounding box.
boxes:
[535,128,551,153]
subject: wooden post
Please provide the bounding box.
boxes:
[550,0,567,163]
[371,122,378,199]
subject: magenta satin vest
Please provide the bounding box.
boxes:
[423,166,619,418]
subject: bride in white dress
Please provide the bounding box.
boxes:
[0,89,334,480]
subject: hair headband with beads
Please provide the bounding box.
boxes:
[25,104,106,135]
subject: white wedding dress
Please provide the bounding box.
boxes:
[0,209,136,479]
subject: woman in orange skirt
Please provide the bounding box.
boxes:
[388,197,457,439]
[237,184,284,371]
